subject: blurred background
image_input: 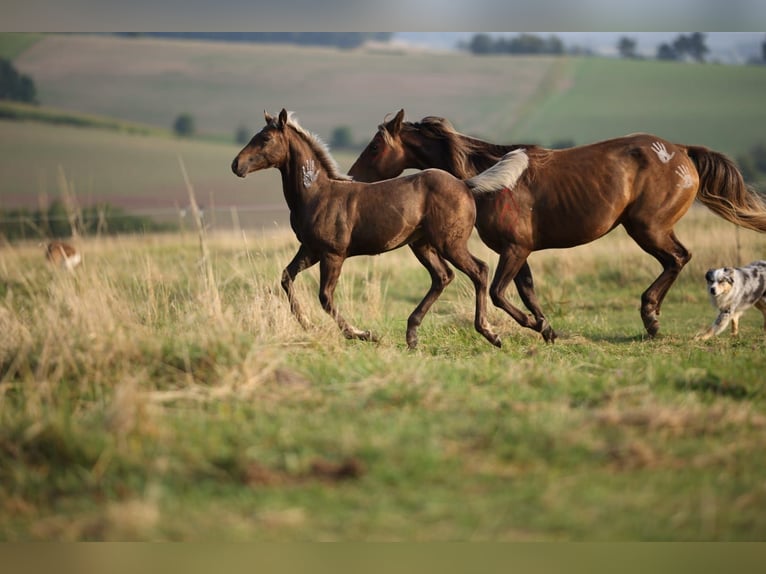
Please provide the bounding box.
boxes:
[2,31,766,238]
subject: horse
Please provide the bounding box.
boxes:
[231,109,528,349]
[349,110,766,342]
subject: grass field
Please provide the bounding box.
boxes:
[0,119,361,232]
[510,57,766,155]
[12,35,557,145]
[1,207,765,540]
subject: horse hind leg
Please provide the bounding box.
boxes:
[624,226,692,337]
[318,253,378,342]
[512,260,557,342]
[487,248,554,341]
[441,244,502,348]
[406,241,455,349]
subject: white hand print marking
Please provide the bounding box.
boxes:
[651,141,676,164]
[302,159,319,189]
[675,164,694,189]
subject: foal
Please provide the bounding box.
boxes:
[231,109,527,348]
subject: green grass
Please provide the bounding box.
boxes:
[510,57,766,156]
[0,33,42,60]
[0,101,166,136]
[1,209,766,540]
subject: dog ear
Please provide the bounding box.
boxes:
[705,269,715,282]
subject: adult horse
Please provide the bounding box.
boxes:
[349,110,766,341]
[231,109,528,349]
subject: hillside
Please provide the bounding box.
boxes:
[12,34,558,146]
[3,33,766,232]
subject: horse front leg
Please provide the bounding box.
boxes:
[491,248,553,341]
[513,260,557,343]
[319,253,379,342]
[280,244,318,330]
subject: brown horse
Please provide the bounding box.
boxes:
[349,110,766,341]
[231,109,528,348]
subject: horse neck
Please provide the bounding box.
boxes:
[278,138,327,212]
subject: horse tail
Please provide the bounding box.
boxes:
[465,149,529,194]
[686,146,766,232]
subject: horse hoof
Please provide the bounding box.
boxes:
[365,330,381,343]
[541,326,557,344]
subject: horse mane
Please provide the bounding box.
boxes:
[283,112,351,181]
[404,116,535,179]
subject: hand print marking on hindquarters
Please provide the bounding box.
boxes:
[651,141,676,164]
[675,164,694,189]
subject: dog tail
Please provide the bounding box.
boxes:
[686,146,766,233]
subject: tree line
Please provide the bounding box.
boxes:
[465,33,766,64]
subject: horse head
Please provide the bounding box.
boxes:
[231,108,290,177]
[348,109,408,182]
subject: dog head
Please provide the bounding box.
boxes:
[705,267,736,298]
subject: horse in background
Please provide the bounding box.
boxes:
[349,110,766,341]
[232,109,528,349]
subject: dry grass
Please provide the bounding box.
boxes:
[1,205,766,540]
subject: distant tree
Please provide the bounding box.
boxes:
[469,34,494,55]
[173,113,195,137]
[330,125,354,149]
[679,32,708,62]
[617,37,638,59]
[656,43,677,61]
[0,58,37,103]
[235,123,251,145]
[762,35,766,62]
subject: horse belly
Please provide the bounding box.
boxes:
[349,206,423,255]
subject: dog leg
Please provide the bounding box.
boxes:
[731,315,739,337]
[696,310,732,340]
[755,300,766,332]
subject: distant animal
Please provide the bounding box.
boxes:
[45,241,82,271]
[349,110,766,341]
[231,109,527,349]
[695,260,766,340]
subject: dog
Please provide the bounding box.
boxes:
[695,260,766,340]
[45,241,82,271]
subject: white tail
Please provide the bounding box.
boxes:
[45,241,82,271]
[465,149,529,194]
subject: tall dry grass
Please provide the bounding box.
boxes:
[1,204,765,540]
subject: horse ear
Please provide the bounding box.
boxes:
[386,109,405,136]
[278,108,289,129]
[264,110,273,124]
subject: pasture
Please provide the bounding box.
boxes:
[1,208,765,540]
[9,34,766,156]
[2,33,766,541]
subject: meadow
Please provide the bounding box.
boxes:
[1,206,765,540]
[10,34,766,156]
[2,33,766,541]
